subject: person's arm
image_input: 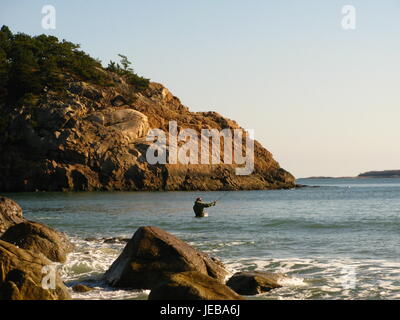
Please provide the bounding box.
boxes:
[201,201,216,208]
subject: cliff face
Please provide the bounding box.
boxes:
[0,72,295,192]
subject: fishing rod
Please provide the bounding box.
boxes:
[215,191,230,202]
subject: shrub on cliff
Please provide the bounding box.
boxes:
[107,54,149,91]
[0,25,108,108]
[0,25,149,111]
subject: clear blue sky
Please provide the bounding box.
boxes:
[1,0,399,178]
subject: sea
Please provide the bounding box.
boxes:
[3,178,400,300]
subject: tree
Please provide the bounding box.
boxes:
[118,54,133,72]
[107,54,149,90]
[0,25,149,110]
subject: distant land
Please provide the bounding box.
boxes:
[299,176,353,179]
[301,170,400,179]
[357,170,400,178]
[300,176,349,179]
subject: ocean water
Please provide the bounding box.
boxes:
[4,178,400,300]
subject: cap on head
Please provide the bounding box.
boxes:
[196,197,202,201]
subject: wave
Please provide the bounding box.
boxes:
[223,256,400,300]
[59,237,145,300]
[59,236,400,300]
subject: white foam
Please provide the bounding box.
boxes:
[223,256,400,299]
[70,287,149,301]
[60,237,144,300]
[59,237,400,300]
[277,276,307,287]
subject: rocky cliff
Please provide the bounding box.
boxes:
[0,73,295,191]
[0,26,294,192]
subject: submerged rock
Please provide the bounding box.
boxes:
[0,196,25,235]
[149,271,244,300]
[226,271,288,295]
[102,237,130,244]
[104,226,229,289]
[72,284,94,293]
[0,240,71,300]
[84,236,130,244]
[0,221,74,263]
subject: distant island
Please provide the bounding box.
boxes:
[300,176,352,179]
[358,170,400,178]
[301,170,400,179]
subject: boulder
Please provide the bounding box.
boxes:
[0,240,71,300]
[104,226,228,289]
[0,196,25,234]
[0,221,74,263]
[149,271,244,300]
[226,271,287,295]
[86,108,149,142]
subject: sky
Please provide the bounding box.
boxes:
[1,0,399,178]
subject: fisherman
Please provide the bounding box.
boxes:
[193,197,217,218]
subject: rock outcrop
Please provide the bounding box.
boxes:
[226,271,288,295]
[86,107,150,143]
[0,240,71,300]
[0,221,74,263]
[0,196,26,235]
[0,71,295,192]
[149,271,244,300]
[104,226,228,289]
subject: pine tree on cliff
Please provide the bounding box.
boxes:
[0,25,149,110]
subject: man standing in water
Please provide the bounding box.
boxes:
[193,197,217,218]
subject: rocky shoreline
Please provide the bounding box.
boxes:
[0,196,291,300]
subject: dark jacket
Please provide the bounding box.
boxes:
[193,200,216,217]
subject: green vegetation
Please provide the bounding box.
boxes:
[107,54,149,91]
[0,25,107,108]
[0,25,149,110]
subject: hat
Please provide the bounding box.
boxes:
[196,197,202,201]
